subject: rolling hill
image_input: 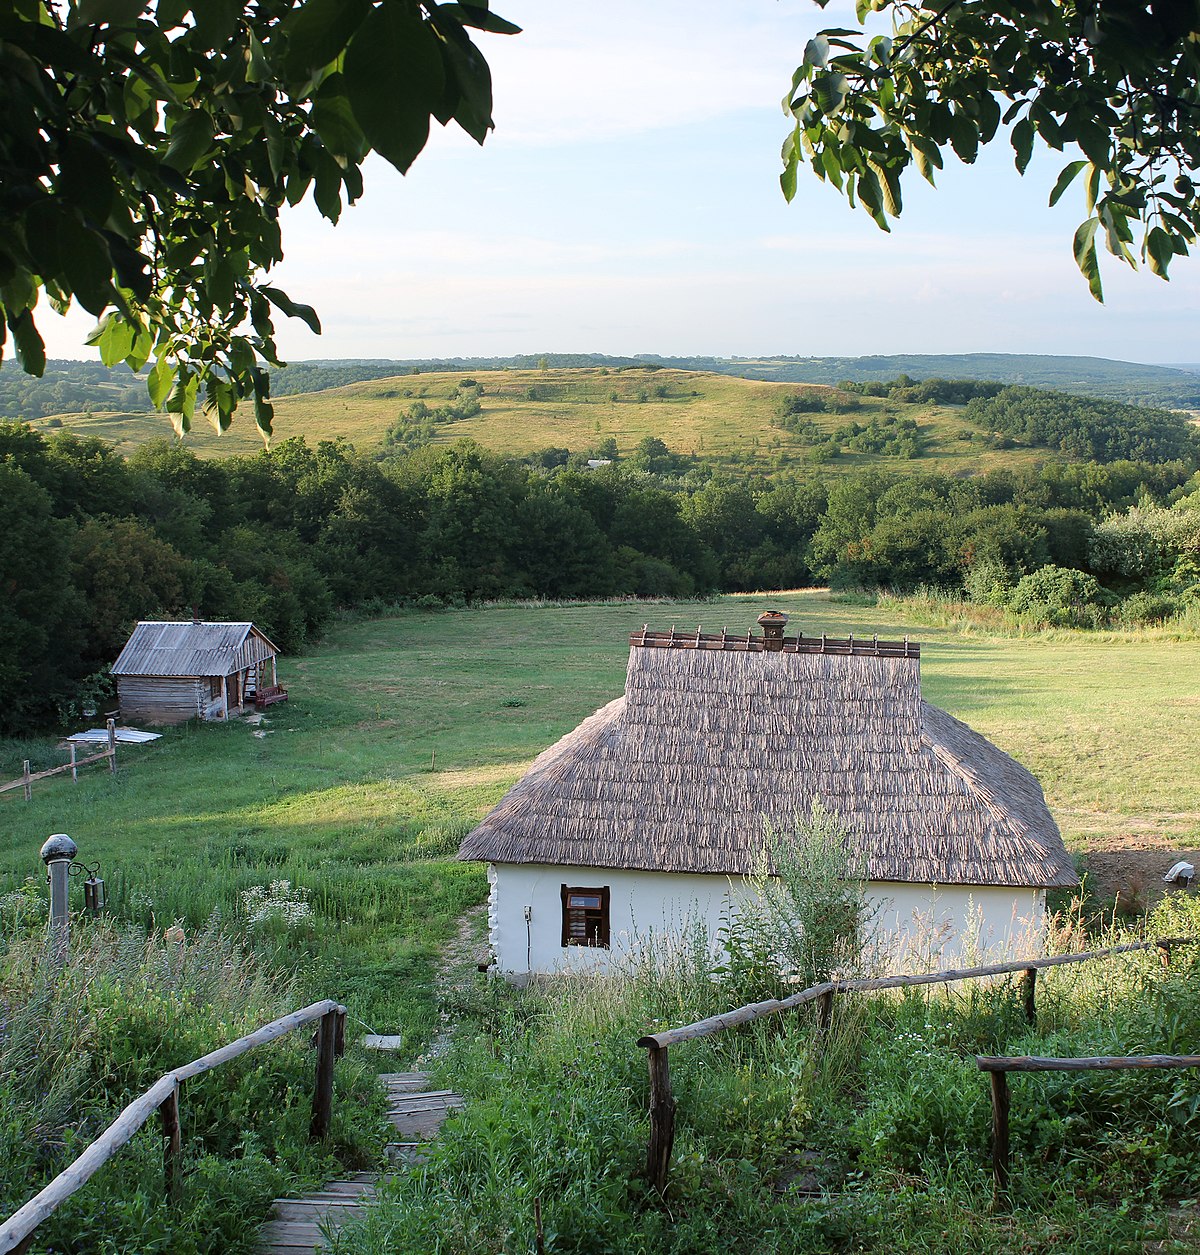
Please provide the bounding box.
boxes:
[28,366,1060,475]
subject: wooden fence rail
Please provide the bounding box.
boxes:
[636,936,1198,1192]
[0,998,346,1255]
[0,722,117,801]
[977,1053,1200,1198]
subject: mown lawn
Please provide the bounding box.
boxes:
[2,591,1196,1041]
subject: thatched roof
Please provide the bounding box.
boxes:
[458,625,1077,889]
[112,621,278,677]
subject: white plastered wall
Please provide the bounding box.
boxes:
[487,862,1047,977]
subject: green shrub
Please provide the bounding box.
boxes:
[1008,564,1109,627]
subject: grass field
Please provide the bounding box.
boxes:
[1,591,1197,1043]
[35,367,1049,476]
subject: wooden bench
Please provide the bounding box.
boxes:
[254,685,288,710]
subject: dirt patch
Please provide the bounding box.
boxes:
[1080,847,1200,913]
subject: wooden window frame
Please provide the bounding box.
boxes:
[560,884,611,949]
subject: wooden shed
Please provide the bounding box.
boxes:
[112,620,282,725]
[460,613,1077,977]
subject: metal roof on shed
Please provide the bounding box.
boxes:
[112,622,279,677]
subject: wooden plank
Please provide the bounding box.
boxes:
[644,1045,675,1193]
[377,1072,431,1087]
[990,1071,1010,1197]
[0,751,114,795]
[639,938,1199,1049]
[310,1009,340,1141]
[0,1000,345,1253]
[977,1053,1200,1073]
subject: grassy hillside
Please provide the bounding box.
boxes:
[35,367,1052,475]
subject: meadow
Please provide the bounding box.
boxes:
[3,590,1197,1031]
[34,367,1050,476]
[3,592,1199,1252]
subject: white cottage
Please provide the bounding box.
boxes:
[459,613,1077,977]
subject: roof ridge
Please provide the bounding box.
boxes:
[629,625,919,658]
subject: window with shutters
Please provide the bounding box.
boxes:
[560,885,610,948]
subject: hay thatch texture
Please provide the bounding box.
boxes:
[459,636,1076,889]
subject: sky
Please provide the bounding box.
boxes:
[38,0,1200,366]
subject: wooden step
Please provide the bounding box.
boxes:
[256,1075,462,1253]
[377,1071,431,1090]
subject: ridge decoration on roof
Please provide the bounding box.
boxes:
[459,616,1077,891]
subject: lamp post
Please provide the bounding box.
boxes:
[41,833,77,965]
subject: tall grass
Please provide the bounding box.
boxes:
[340,896,1200,1254]
[0,905,387,1254]
[872,585,1200,640]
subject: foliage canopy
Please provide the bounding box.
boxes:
[781,0,1200,299]
[0,0,516,434]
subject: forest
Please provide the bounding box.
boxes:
[3,408,1198,734]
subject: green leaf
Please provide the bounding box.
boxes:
[312,78,367,159]
[147,356,174,409]
[164,109,215,171]
[429,16,495,143]
[260,285,322,335]
[344,4,446,174]
[166,370,199,433]
[60,226,113,316]
[908,134,942,184]
[1084,163,1101,214]
[252,367,274,439]
[1073,217,1104,302]
[868,160,903,216]
[813,71,848,114]
[437,3,522,35]
[820,144,844,190]
[8,309,46,376]
[948,111,979,164]
[780,149,799,202]
[85,311,137,365]
[1048,160,1087,207]
[1147,225,1174,278]
[803,36,829,68]
[282,0,371,79]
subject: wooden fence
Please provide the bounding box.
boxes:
[636,937,1198,1192]
[978,1052,1200,1199]
[0,721,117,802]
[0,999,346,1255]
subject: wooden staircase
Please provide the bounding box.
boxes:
[256,1072,463,1254]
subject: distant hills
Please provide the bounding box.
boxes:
[266,353,1200,409]
[4,351,1198,430]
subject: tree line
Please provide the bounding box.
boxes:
[2,419,1197,734]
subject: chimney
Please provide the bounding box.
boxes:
[192,604,201,625]
[757,610,789,651]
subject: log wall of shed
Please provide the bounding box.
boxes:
[116,677,208,726]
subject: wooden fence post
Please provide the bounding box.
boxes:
[1022,968,1037,1026]
[106,719,117,774]
[23,760,31,802]
[645,1045,676,1193]
[310,1008,340,1140]
[989,1069,1010,1202]
[159,1080,182,1202]
[817,989,835,1035]
[1158,941,1172,970]
[69,743,77,783]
